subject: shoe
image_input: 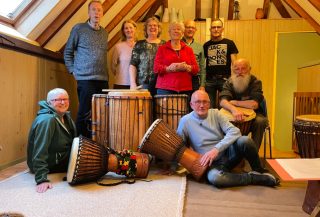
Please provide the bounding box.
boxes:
[253,167,270,174]
[248,171,280,187]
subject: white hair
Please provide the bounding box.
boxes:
[47,88,69,102]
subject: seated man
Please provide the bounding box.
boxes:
[27,88,77,193]
[219,58,268,150]
[177,90,279,188]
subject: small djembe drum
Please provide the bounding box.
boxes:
[219,107,256,135]
[154,94,188,130]
[67,136,150,185]
[294,115,320,216]
[138,119,208,181]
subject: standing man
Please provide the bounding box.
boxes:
[182,19,206,92]
[64,0,108,138]
[219,58,268,150]
[203,19,238,108]
[177,90,279,188]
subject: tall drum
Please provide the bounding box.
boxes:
[91,94,109,147]
[108,91,152,151]
[154,94,188,130]
[294,114,320,216]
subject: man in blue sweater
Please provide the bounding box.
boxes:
[177,90,279,188]
[64,0,108,138]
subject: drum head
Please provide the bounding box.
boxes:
[219,107,256,122]
[67,137,80,183]
[138,119,162,151]
[108,91,151,98]
[296,115,320,123]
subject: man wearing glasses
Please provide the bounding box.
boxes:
[182,19,206,93]
[203,19,238,108]
[27,88,77,193]
[177,90,279,188]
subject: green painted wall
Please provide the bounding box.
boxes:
[274,32,320,151]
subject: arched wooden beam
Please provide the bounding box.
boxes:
[107,0,157,51]
[308,0,320,12]
[273,0,291,18]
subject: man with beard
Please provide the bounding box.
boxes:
[219,58,268,150]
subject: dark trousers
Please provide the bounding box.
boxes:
[205,78,227,109]
[76,80,108,138]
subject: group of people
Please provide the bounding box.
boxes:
[27,0,278,193]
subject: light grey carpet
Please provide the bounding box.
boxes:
[0,170,186,217]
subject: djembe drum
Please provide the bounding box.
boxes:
[154,94,188,130]
[138,119,208,181]
[294,115,320,216]
[219,107,256,135]
[67,136,150,185]
[108,91,152,151]
[91,94,109,147]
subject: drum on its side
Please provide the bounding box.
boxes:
[219,107,256,135]
[294,115,320,216]
[108,91,152,151]
[154,94,188,130]
[139,119,208,181]
[91,94,109,147]
[67,136,150,185]
[67,136,108,185]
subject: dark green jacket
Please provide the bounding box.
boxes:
[27,101,77,184]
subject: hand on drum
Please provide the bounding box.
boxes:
[200,148,219,167]
[231,109,245,122]
[36,182,53,193]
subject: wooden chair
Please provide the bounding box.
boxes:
[292,92,320,152]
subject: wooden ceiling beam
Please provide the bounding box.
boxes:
[142,0,162,21]
[108,0,157,50]
[263,0,271,19]
[105,0,141,32]
[228,0,234,20]
[272,0,291,18]
[195,0,202,20]
[283,0,320,33]
[308,0,320,12]
[36,0,87,47]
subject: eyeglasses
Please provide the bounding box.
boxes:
[51,98,69,103]
[185,26,196,30]
[193,100,210,106]
[211,26,222,29]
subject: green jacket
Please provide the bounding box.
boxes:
[27,101,77,184]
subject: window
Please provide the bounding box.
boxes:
[0,0,36,25]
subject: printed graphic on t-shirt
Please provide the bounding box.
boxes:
[207,44,227,66]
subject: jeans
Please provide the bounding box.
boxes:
[206,136,264,188]
[76,80,108,138]
[205,78,226,108]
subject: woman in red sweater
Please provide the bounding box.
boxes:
[154,21,199,95]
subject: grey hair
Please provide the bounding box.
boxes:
[169,21,185,33]
[88,0,102,10]
[47,88,69,103]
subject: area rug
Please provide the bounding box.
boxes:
[0,170,186,217]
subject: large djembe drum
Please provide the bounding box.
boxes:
[294,115,320,216]
[154,94,188,130]
[108,91,152,151]
[219,107,256,135]
[92,94,109,147]
[67,136,150,185]
[138,119,208,181]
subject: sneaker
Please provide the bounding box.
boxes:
[248,171,280,187]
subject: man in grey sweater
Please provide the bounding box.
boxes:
[64,0,108,138]
[177,90,279,188]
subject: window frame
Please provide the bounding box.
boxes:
[0,0,37,26]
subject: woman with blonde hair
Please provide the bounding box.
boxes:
[129,16,166,96]
[111,19,137,89]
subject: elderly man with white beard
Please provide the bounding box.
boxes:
[219,58,268,150]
